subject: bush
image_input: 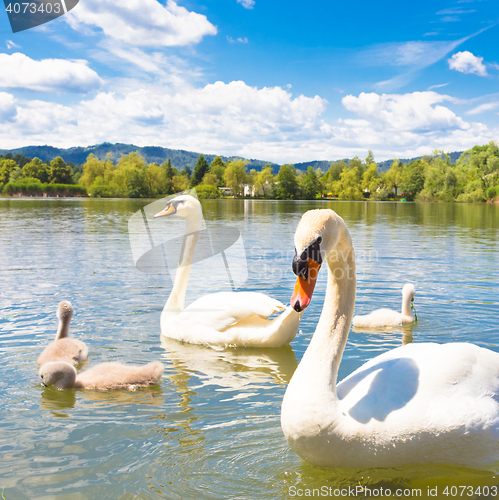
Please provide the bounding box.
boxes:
[195,184,222,199]
[486,186,498,200]
[4,177,44,196]
[456,188,485,203]
[415,191,436,202]
[3,178,87,197]
[371,188,389,201]
[45,184,87,197]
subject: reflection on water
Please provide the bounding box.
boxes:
[0,198,498,499]
[352,323,415,345]
[161,336,298,388]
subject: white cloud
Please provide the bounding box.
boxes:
[0,53,102,93]
[0,92,17,121]
[427,83,450,91]
[6,40,20,49]
[0,85,495,164]
[341,91,467,132]
[227,36,248,44]
[65,0,217,47]
[448,51,488,76]
[467,101,499,115]
[237,0,255,9]
[362,40,466,68]
[436,8,476,14]
[0,93,76,141]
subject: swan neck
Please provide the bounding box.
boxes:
[295,234,356,393]
[402,294,412,318]
[165,213,202,313]
[55,318,70,340]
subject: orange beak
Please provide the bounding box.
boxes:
[154,203,176,218]
[290,259,321,312]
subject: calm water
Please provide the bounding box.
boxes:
[0,198,498,500]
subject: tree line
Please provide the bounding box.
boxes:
[1,141,498,202]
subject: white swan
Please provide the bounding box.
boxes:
[281,208,499,469]
[154,194,301,347]
[37,301,88,366]
[352,284,416,327]
[39,360,164,390]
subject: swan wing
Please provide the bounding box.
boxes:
[162,292,299,347]
[184,291,286,331]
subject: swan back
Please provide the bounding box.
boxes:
[75,361,165,390]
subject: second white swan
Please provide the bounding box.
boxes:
[352,283,416,327]
[281,208,499,469]
[154,194,301,347]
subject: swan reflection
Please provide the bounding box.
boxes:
[161,336,298,390]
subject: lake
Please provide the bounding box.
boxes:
[0,198,498,499]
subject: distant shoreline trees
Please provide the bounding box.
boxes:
[1,141,498,203]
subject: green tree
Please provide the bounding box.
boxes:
[323,160,347,193]
[0,159,18,184]
[50,157,73,184]
[202,172,218,187]
[23,158,51,183]
[254,165,275,198]
[79,154,115,189]
[162,158,176,194]
[362,163,380,194]
[195,185,221,199]
[172,174,189,192]
[182,166,192,179]
[300,167,322,199]
[224,159,248,196]
[9,166,23,183]
[210,156,226,187]
[401,159,426,200]
[333,167,363,200]
[145,164,166,197]
[276,164,299,199]
[190,154,210,187]
[383,160,404,197]
[113,152,147,196]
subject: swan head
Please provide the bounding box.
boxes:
[291,209,347,312]
[402,283,416,301]
[39,361,77,390]
[154,194,201,219]
[56,300,73,323]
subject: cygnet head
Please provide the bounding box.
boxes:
[39,361,77,390]
[154,194,201,219]
[402,284,416,301]
[57,301,73,323]
[291,209,348,312]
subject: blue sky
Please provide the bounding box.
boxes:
[0,0,498,163]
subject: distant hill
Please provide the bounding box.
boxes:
[377,151,463,172]
[0,142,464,173]
[0,143,280,171]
